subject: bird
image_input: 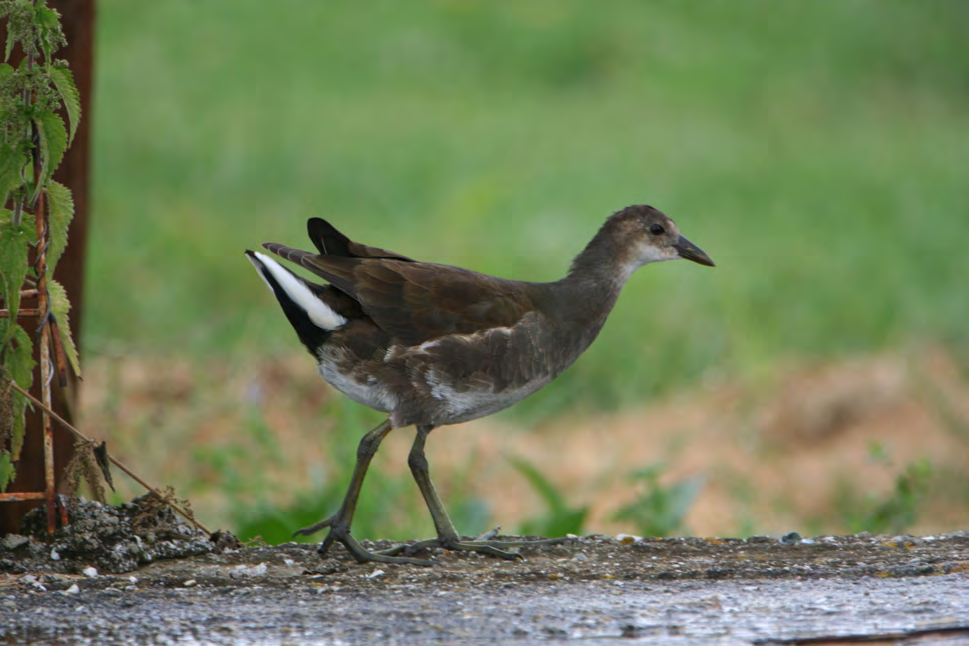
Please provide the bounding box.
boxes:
[246,204,714,565]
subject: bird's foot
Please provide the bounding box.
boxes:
[375,527,573,561]
[294,515,433,567]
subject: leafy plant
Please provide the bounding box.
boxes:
[837,455,933,535]
[612,464,704,537]
[0,0,81,491]
[509,455,587,537]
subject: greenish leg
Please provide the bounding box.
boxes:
[376,424,570,560]
[293,418,433,566]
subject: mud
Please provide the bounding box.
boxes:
[1,499,969,644]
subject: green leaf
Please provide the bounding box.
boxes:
[34,4,59,30]
[49,66,80,145]
[0,142,25,208]
[0,218,32,344]
[509,455,588,537]
[34,5,59,64]
[0,62,13,85]
[612,465,703,537]
[31,110,67,204]
[1,323,35,461]
[0,450,14,492]
[46,180,73,274]
[48,279,80,378]
[4,26,14,64]
[508,455,569,513]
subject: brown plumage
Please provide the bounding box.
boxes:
[246,204,714,565]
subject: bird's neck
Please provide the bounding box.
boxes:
[567,224,643,285]
[543,231,644,352]
[548,272,627,351]
[555,272,624,327]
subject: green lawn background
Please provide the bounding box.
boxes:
[79,1,969,540]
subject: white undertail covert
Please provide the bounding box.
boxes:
[250,252,348,330]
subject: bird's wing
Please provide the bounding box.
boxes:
[262,243,533,346]
[311,256,535,346]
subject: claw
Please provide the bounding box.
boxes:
[376,533,571,561]
[316,530,337,556]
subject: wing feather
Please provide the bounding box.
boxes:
[262,221,537,346]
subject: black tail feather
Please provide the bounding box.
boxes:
[306,217,414,261]
[307,218,352,256]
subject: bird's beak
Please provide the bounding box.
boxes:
[674,235,715,267]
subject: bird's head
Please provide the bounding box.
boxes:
[609,204,715,270]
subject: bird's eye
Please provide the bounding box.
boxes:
[649,223,665,235]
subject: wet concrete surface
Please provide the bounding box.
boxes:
[3,519,969,644]
[3,573,969,645]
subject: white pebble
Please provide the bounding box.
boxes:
[183,579,197,587]
[50,548,60,561]
[232,562,267,577]
[366,569,385,579]
[82,567,98,578]
[64,584,80,595]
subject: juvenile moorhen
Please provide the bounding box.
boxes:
[246,204,714,565]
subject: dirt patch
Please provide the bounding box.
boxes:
[3,496,217,575]
[75,348,969,540]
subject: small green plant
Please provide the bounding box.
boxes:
[233,475,361,546]
[612,464,703,537]
[837,452,933,535]
[509,455,587,537]
[0,0,82,491]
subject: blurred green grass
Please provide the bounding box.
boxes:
[87,0,969,418]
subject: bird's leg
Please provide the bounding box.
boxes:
[293,418,433,566]
[378,425,567,561]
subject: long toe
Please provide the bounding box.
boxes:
[378,534,572,561]
[293,515,336,538]
[448,535,575,560]
[375,537,443,558]
[375,536,521,561]
[449,540,524,561]
[339,533,434,566]
[473,536,573,549]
